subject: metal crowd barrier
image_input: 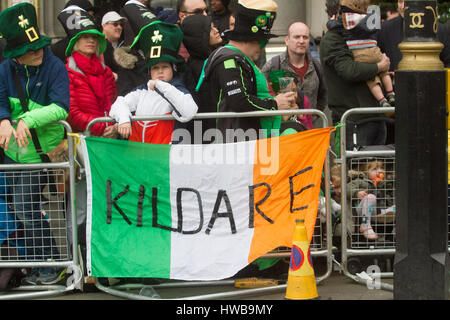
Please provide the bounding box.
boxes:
[0,121,82,300]
[336,107,395,291]
[84,109,334,300]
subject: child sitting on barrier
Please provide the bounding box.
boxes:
[347,158,395,240]
[326,0,395,108]
[109,21,198,144]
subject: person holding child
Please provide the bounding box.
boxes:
[320,0,391,149]
[109,21,198,144]
[326,0,395,108]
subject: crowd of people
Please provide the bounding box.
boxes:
[0,0,449,288]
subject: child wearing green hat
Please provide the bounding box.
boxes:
[0,2,70,285]
[109,21,198,144]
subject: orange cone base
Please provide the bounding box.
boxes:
[285,274,319,300]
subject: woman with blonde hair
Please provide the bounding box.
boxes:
[58,5,117,137]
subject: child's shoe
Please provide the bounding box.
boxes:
[22,268,39,285]
[378,98,391,108]
[386,93,395,107]
[38,267,67,285]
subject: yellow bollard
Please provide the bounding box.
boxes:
[285,219,319,300]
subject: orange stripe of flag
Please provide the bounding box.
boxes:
[248,128,332,263]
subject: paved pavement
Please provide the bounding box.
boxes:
[37,271,393,301]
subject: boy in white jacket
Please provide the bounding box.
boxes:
[109,20,198,144]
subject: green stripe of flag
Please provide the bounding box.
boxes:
[85,137,172,278]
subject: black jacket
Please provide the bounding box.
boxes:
[198,46,277,139]
[51,37,70,64]
[181,15,212,94]
[113,47,149,97]
[210,10,231,35]
[180,15,216,138]
[377,16,450,71]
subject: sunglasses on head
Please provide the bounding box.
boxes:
[182,7,208,15]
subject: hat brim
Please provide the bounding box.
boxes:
[2,35,51,59]
[65,29,107,57]
[223,29,278,42]
[140,55,185,73]
[130,21,162,49]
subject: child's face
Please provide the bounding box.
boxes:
[367,162,385,181]
[150,62,174,82]
[331,175,341,196]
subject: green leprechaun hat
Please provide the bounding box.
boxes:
[58,5,106,56]
[131,20,185,72]
[0,2,51,59]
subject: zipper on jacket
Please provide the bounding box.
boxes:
[24,65,31,102]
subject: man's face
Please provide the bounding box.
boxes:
[16,48,44,66]
[285,23,310,57]
[210,0,225,13]
[102,21,123,43]
[179,0,207,22]
[398,0,404,17]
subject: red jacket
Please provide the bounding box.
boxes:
[67,53,117,136]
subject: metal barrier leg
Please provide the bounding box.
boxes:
[0,122,81,299]
[337,108,396,293]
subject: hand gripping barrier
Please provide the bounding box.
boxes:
[84,109,335,300]
[0,121,82,300]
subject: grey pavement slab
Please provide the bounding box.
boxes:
[39,272,393,301]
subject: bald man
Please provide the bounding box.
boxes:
[262,22,328,128]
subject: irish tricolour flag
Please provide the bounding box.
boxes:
[81,128,332,280]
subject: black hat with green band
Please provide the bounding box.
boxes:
[0,2,51,59]
[57,5,106,56]
[122,1,158,41]
[131,20,185,72]
[223,0,278,42]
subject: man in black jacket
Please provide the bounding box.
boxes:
[196,0,295,143]
[378,0,450,71]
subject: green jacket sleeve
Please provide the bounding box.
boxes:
[17,103,68,129]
